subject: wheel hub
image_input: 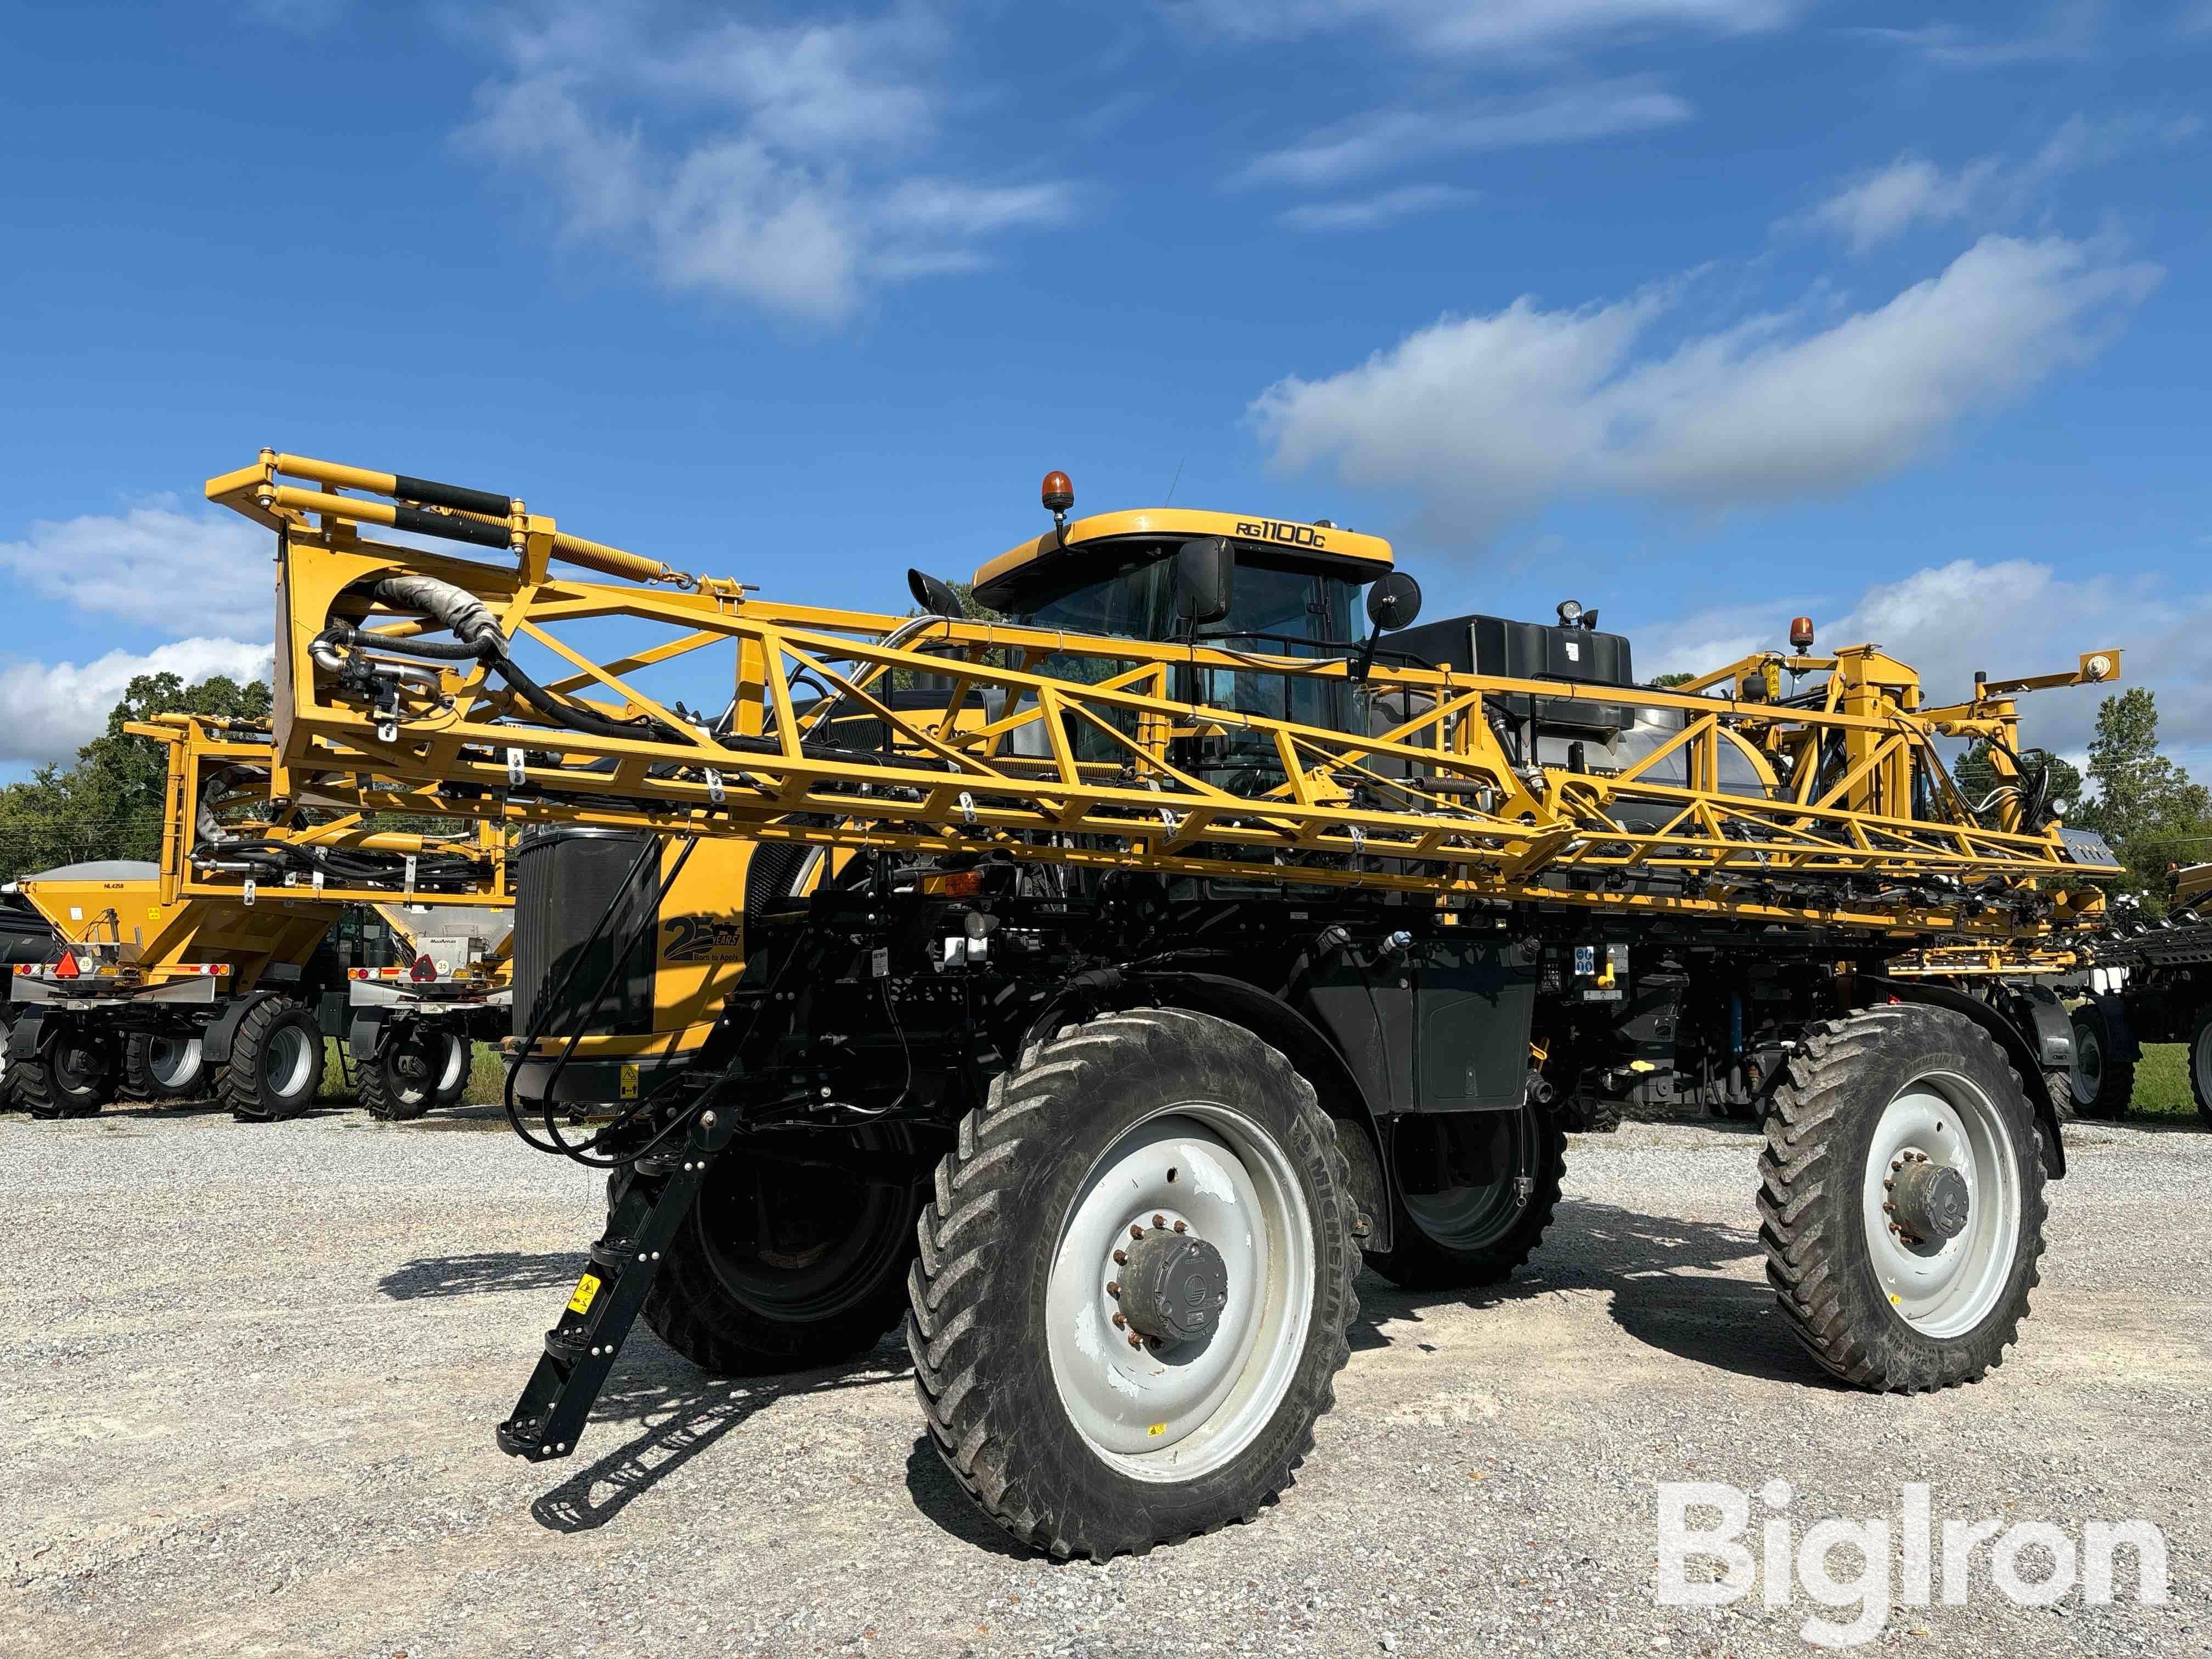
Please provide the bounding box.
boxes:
[1887,1153,1968,1244]
[1118,1226,1229,1344]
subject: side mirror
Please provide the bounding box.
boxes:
[907,568,964,619]
[1176,537,1234,628]
[1365,571,1423,633]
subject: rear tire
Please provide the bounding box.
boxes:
[1365,1099,1564,1290]
[633,1126,929,1374]
[358,1024,468,1121]
[907,1008,1359,1560]
[2188,1006,2212,1130]
[219,999,325,1122]
[15,1024,116,1120]
[122,1031,208,1102]
[1760,1005,2045,1391]
[2067,1003,2132,1120]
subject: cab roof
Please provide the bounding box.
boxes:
[972,508,1393,611]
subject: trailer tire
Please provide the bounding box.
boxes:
[0,1005,18,1112]
[219,999,325,1122]
[122,1032,208,1102]
[359,1025,469,1121]
[15,1025,117,1120]
[2067,1003,2132,1120]
[2187,1006,2212,1129]
[629,1125,929,1375]
[1759,1005,2045,1392]
[1365,1099,1565,1290]
[906,1007,1360,1561]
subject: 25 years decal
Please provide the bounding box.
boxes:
[662,914,744,963]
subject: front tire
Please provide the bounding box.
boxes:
[907,1008,1360,1560]
[633,1126,929,1374]
[220,999,325,1122]
[2067,1003,2132,1120]
[1365,1099,1564,1290]
[1760,1005,2045,1391]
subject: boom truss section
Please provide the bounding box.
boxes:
[212,451,2120,944]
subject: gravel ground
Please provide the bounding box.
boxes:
[3,1104,2205,1658]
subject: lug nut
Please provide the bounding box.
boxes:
[1130,1224,1144,1240]
[1127,1333,1144,1349]
[1153,1215,1166,1228]
[1113,1249,1127,1266]
[1106,1281,1120,1296]
[1172,1220,1187,1234]
[1112,1312,1126,1329]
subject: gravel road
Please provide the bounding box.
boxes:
[4,1104,2205,1658]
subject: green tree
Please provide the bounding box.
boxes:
[0,672,271,879]
[1650,672,1696,689]
[2072,688,2212,913]
[1949,738,2083,825]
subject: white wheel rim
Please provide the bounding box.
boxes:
[1860,1070,2021,1338]
[2070,1023,2104,1105]
[1046,1102,1313,1482]
[437,1033,467,1092]
[150,1036,201,1090]
[263,1025,314,1099]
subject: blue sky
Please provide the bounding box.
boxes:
[2,0,2208,778]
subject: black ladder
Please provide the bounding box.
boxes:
[495,1110,732,1462]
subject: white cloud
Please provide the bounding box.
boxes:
[1639,559,2207,772]
[1252,235,2160,533]
[0,639,275,765]
[1798,114,2204,252]
[459,5,1070,321]
[1169,0,1799,54]
[1240,81,1690,187]
[0,503,274,637]
[1850,3,2102,67]
[1280,183,1480,231]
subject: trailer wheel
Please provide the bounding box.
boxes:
[2066,1003,2132,1120]
[15,1024,117,1120]
[0,1005,18,1111]
[1366,1099,1565,1290]
[631,1125,928,1374]
[907,1008,1359,1561]
[359,1025,469,1121]
[2187,1006,2212,1129]
[1760,1005,2045,1391]
[122,1032,208,1102]
[220,999,325,1122]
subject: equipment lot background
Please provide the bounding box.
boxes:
[5,1106,2203,1658]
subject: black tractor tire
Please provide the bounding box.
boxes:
[1760,1005,2046,1391]
[15,1024,118,1120]
[121,1031,210,1103]
[907,1008,1361,1561]
[358,1024,470,1122]
[628,1125,930,1375]
[219,998,325,1122]
[2187,1006,2212,1130]
[2066,1003,2133,1120]
[1365,1098,1565,1291]
[0,1005,19,1111]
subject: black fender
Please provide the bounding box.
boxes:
[1857,974,2066,1178]
[1131,969,1394,1253]
[2010,983,2076,1069]
[6,1005,50,1061]
[202,990,295,1068]
[2089,990,2142,1063]
[346,1006,394,1066]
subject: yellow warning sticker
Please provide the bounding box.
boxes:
[619,1064,640,1099]
[567,1273,602,1316]
[1148,1423,1166,1437]
[146,906,162,922]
